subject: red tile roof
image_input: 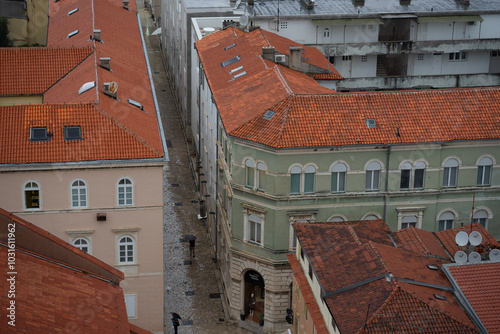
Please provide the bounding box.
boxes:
[445,262,500,333]
[293,221,479,333]
[0,104,162,164]
[0,0,164,163]
[288,254,329,334]
[392,226,451,259]
[0,47,92,96]
[231,88,500,148]
[436,223,500,256]
[0,209,152,333]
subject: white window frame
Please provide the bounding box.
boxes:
[245,158,255,188]
[471,207,493,229]
[413,161,426,189]
[67,230,94,255]
[449,51,467,61]
[243,204,266,247]
[124,294,137,318]
[331,162,347,193]
[438,210,456,231]
[365,161,382,191]
[24,180,41,210]
[304,165,316,194]
[396,207,425,230]
[362,214,380,221]
[477,156,493,186]
[443,158,459,187]
[257,162,266,191]
[290,165,302,195]
[71,179,87,208]
[118,235,136,264]
[327,214,347,222]
[400,161,412,190]
[117,177,134,206]
[72,237,91,253]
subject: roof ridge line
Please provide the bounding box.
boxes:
[410,226,432,255]
[357,287,401,334]
[274,65,293,95]
[93,104,162,157]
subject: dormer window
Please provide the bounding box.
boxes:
[30,127,49,141]
[65,126,82,141]
[67,30,79,39]
[68,8,78,16]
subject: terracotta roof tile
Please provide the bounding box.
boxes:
[392,226,451,259]
[436,223,500,256]
[0,104,162,164]
[446,262,500,333]
[232,89,500,148]
[0,47,92,96]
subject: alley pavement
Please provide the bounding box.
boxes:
[136,2,259,333]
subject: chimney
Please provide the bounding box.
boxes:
[289,47,302,71]
[123,0,129,9]
[262,46,276,62]
[99,57,111,70]
[301,0,315,9]
[93,29,101,41]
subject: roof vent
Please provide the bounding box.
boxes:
[93,29,101,41]
[123,0,129,9]
[229,66,244,75]
[68,8,78,16]
[263,110,275,120]
[79,81,95,95]
[224,43,236,50]
[67,30,79,39]
[221,56,241,68]
[301,0,315,9]
[128,99,144,111]
[103,82,118,99]
[99,57,111,70]
[366,119,376,128]
[232,71,247,80]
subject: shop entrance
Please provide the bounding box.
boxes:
[244,270,265,323]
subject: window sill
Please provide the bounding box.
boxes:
[246,240,263,247]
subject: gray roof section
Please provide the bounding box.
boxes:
[0,0,26,19]
[185,0,231,9]
[238,0,500,19]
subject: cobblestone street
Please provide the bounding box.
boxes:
[137,2,258,333]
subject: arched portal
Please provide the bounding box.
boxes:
[244,270,265,323]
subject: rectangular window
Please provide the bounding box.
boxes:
[400,170,411,190]
[280,21,288,30]
[477,165,491,186]
[329,56,335,65]
[308,263,313,280]
[366,170,380,190]
[331,172,345,192]
[417,54,424,61]
[124,294,137,318]
[304,173,315,194]
[65,126,82,140]
[250,219,262,244]
[246,166,254,188]
[443,167,457,187]
[414,168,425,189]
[291,174,301,194]
[342,55,352,61]
[361,55,368,62]
[438,219,454,231]
[449,52,467,61]
[25,190,40,209]
[258,169,265,190]
[30,127,48,141]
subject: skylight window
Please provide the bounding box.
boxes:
[30,127,49,141]
[232,71,247,80]
[128,99,144,110]
[65,126,82,141]
[221,56,241,68]
[263,110,275,120]
[366,119,376,128]
[68,8,78,15]
[224,43,236,50]
[67,30,79,39]
[78,81,95,95]
[434,294,447,301]
[229,66,244,75]
[427,264,439,270]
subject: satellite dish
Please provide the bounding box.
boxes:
[109,81,118,94]
[239,14,249,26]
[489,249,500,262]
[455,231,469,246]
[454,251,467,264]
[468,251,481,263]
[469,231,482,246]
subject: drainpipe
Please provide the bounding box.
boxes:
[383,145,392,221]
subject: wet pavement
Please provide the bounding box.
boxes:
[137,2,258,333]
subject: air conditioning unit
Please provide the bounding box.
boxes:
[275,55,286,63]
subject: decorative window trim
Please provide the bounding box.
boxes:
[470,206,493,229]
[436,209,458,231]
[288,210,318,251]
[396,207,425,230]
[477,156,493,186]
[67,230,94,255]
[242,204,266,247]
[327,214,347,222]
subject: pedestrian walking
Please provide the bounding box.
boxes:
[249,293,256,316]
[171,312,181,334]
[185,234,196,258]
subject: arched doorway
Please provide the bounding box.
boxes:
[244,270,265,323]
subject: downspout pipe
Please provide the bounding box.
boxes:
[383,145,392,222]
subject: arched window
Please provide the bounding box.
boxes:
[414,161,426,189]
[365,161,381,191]
[443,158,459,187]
[438,211,455,231]
[328,216,345,222]
[245,159,255,188]
[118,178,133,206]
[473,210,489,228]
[249,214,262,244]
[304,165,316,194]
[24,181,40,210]
[118,236,135,264]
[400,162,412,190]
[331,163,346,193]
[71,179,87,208]
[290,166,302,195]
[477,157,493,186]
[73,237,90,253]
[323,28,330,38]
[257,162,266,190]
[363,214,379,221]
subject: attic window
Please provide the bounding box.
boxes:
[366,119,376,128]
[263,110,275,120]
[68,8,78,15]
[128,99,144,110]
[434,294,447,301]
[224,43,236,50]
[79,81,95,95]
[30,127,49,141]
[67,30,79,39]
[221,56,241,67]
[65,126,82,141]
[232,71,247,80]
[427,264,439,270]
[229,66,244,74]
